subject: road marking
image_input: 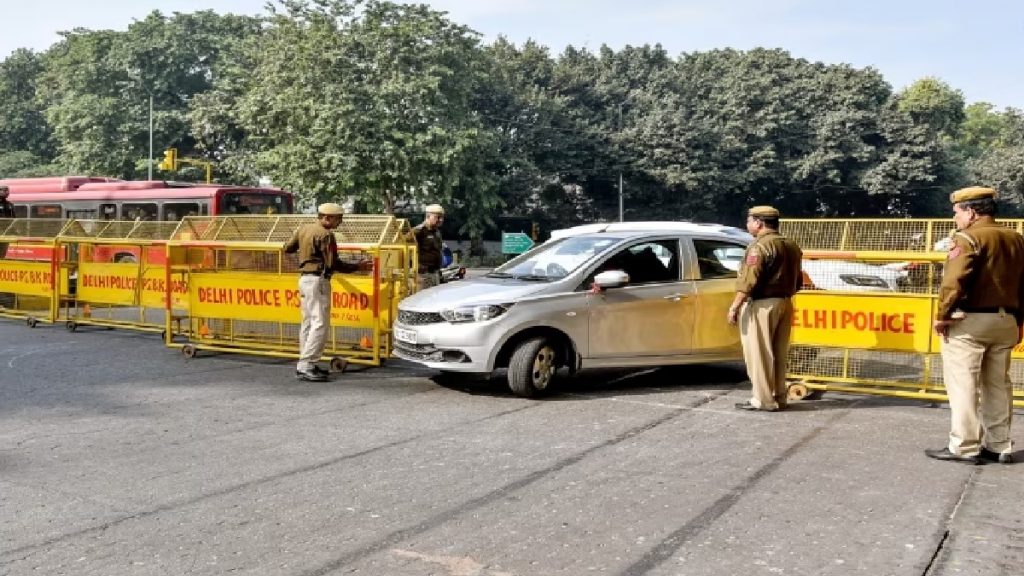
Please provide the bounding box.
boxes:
[5,342,77,368]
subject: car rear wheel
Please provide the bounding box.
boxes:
[508,337,557,398]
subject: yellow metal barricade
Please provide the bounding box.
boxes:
[780,218,1024,407]
[166,215,416,367]
[0,218,67,327]
[55,220,182,334]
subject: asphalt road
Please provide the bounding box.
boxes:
[1,322,1022,576]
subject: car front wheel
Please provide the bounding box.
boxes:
[508,337,557,398]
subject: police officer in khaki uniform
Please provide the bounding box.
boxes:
[727,206,804,411]
[0,186,14,259]
[284,203,370,382]
[412,204,444,290]
[0,186,14,218]
[926,186,1024,464]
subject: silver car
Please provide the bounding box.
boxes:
[393,222,752,397]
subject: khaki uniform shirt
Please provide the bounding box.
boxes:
[938,219,1024,323]
[283,223,358,276]
[736,229,803,299]
[413,223,443,273]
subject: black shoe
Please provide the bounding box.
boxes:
[295,368,327,382]
[311,365,330,376]
[735,402,778,412]
[924,448,983,464]
[979,448,1013,464]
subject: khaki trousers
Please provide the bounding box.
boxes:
[942,312,1017,457]
[740,298,794,410]
[298,275,331,371]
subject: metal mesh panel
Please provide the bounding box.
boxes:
[782,219,1024,252]
[170,215,413,245]
[0,218,66,239]
[59,219,179,241]
[194,320,375,350]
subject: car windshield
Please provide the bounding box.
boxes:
[492,235,622,280]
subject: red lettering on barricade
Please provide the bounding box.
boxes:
[793,308,918,335]
[332,291,371,310]
[198,287,233,304]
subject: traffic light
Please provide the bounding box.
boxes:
[158,147,177,171]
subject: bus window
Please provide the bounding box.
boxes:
[67,209,98,220]
[162,202,200,222]
[123,203,158,221]
[100,203,117,220]
[200,202,209,216]
[31,204,62,218]
[219,192,291,215]
[14,205,27,218]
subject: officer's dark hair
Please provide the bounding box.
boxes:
[960,198,997,216]
[754,216,780,229]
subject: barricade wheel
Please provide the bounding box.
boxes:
[66,321,77,332]
[787,382,810,401]
[182,344,197,359]
[330,357,348,373]
[26,317,38,328]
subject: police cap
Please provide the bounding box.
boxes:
[748,205,780,219]
[317,202,344,216]
[425,204,445,215]
[950,186,997,204]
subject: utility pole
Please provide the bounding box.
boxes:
[147,93,154,180]
[619,172,624,222]
[617,102,624,222]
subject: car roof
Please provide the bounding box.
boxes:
[549,221,752,243]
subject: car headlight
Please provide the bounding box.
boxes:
[838,274,889,288]
[440,304,511,323]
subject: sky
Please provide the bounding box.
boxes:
[2,0,1021,110]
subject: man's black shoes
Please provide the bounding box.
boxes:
[978,447,1013,464]
[924,448,982,464]
[296,368,328,382]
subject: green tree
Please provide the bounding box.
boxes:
[0,49,56,161]
[39,11,262,179]
[896,77,965,138]
[213,0,489,215]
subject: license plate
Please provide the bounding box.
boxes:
[394,327,418,344]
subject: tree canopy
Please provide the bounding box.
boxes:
[1,0,1020,241]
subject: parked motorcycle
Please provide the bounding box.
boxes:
[439,244,466,283]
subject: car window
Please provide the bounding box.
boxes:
[592,239,681,285]
[495,235,622,280]
[692,239,745,279]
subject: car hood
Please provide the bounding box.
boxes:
[399,277,554,310]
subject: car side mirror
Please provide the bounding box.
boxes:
[594,270,630,290]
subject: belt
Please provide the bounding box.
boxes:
[961,306,1018,314]
[300,271,331,278]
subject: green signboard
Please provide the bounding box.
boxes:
[501,232,535,255]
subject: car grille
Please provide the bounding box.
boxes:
[398,310,444,325]
[394,341,441,361]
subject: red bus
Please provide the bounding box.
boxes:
[2,179,294,221]
[1,178,295,263]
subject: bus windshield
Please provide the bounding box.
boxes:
[219,191,292,215]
